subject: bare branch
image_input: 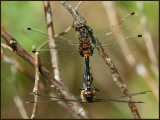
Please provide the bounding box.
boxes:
[1,27,90,119]
[43,1,61,82]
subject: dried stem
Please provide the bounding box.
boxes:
[61,1,142,119]
[75,1,83,10]
[1,27,90,118]
[43,1,61,82]
[102,1,158,101]
[1,43,13,51]
[31,52,39,119]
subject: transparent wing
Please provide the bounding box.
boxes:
[90,12,147,63]
[27,91,151,103]
[95,12,143,43]
[93,90,151,103]
[22,27,79,48]
[23,27,83,67]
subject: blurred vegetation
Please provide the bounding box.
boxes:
[1,1,159,119]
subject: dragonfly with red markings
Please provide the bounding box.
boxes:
[23,12,148,103]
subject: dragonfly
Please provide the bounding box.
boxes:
[24,12,147,103]
[27,91,151,103]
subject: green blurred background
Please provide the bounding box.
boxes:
[1,1,159,119]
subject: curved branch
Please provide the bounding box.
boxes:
[1,28,90,119]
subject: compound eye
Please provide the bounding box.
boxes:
[92,90,96,96]
[83,91,87,97]
[82,28,85,31]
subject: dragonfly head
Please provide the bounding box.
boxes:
[81,89,96,103]
[75,23,87,32]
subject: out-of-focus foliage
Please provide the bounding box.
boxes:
[1,1,158,119]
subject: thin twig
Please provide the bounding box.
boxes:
[61,1,142,119]
[1,28,90,119]
[75,1,82,10]
[43,1,61,82]
[31,52,39,119]
[1,43,13,51]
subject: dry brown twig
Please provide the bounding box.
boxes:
[31,52,39,119]
[1,2,90,118]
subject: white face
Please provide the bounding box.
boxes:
[80,89,96,103]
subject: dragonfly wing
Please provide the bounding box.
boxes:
[93,91,151,103]
[38,37,83,67]
[26,99,80,103]
[23,27,49,46]
[95,11,143,43]
[98,34,147,57]
[93,98,143,103]
[23,27,83,66]
[89,12,147,64]
[89,35,146,65]
[23,27,79,47]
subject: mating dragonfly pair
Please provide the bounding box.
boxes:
[25,12,150,103]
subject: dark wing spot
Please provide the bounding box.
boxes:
[138,35,142,37]
[27,28,32,30]
[131,12,135,15]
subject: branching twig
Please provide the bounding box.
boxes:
[31,52,39,119]
[61,1,142,119]
[43,1,61,82]
[1,27,90,118]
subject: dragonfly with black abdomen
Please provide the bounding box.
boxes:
[24,12,147,103]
